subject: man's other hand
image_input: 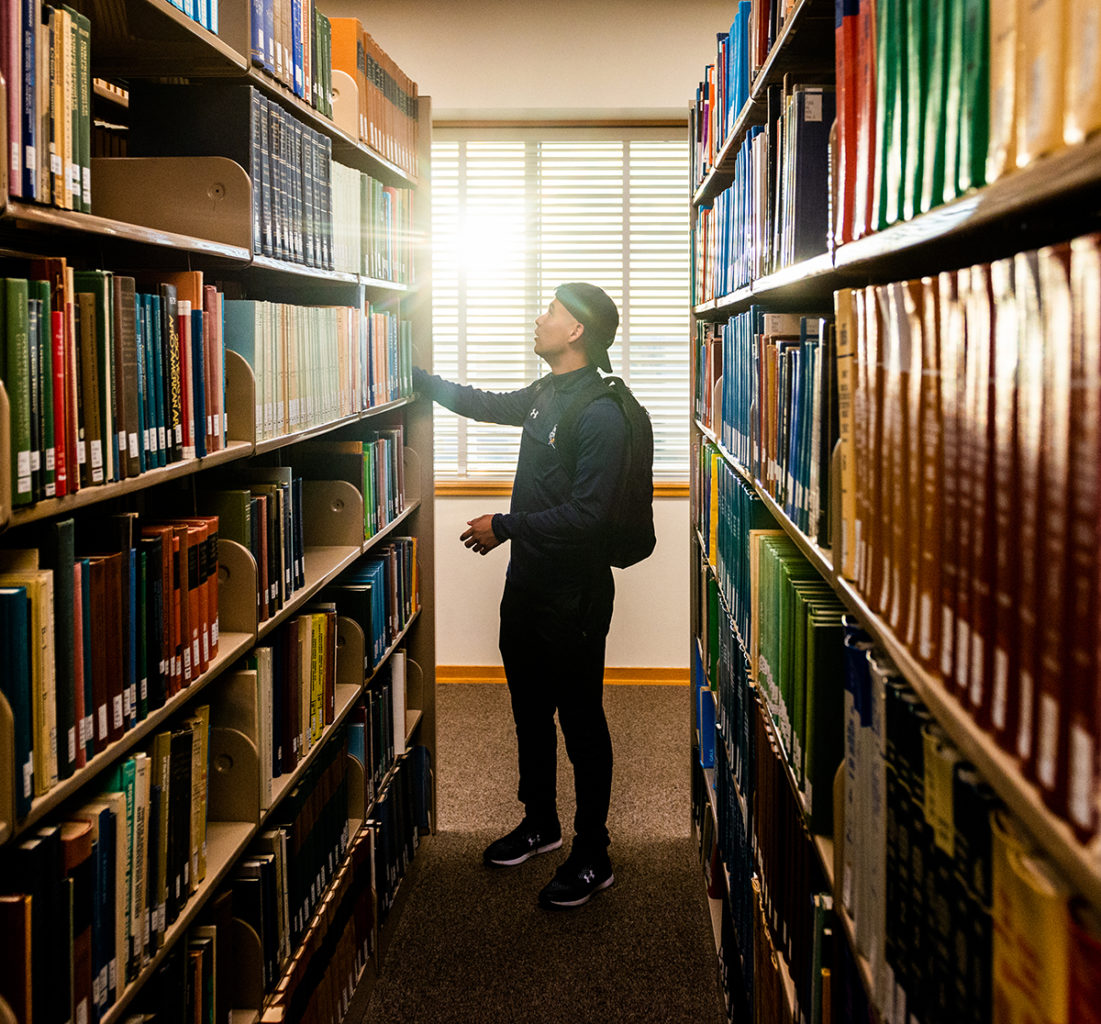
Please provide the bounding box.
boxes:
[460,514,501,556]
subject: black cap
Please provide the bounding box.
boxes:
[555,282,619,373]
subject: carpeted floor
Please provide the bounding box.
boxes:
[349,682,727,1024]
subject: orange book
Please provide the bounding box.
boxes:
[1065,234,1101,838]
[834,0,859,245]
[852,0,878,238]
[329,18,366,142]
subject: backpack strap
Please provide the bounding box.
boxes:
[552,377,623,475]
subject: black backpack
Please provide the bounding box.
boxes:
[551,375,657,569]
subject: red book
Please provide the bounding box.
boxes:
[835,0,860,245]
[853,0,878,239]
[989,258,1022,749]
[51,310,68,496]
[1035,243,1073,810]
[1064,235,1101,836]
[1013,250,1046,768]
[965,265,997,730]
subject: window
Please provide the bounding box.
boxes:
[430,126,690,482]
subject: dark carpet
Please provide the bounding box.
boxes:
[349,682,727,1024]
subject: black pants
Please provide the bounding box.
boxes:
[498,572,615,853]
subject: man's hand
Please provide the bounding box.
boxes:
[460,514,501,556]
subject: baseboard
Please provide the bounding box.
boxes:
[436,665,689,686]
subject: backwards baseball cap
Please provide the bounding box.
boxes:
[555,282,619,373]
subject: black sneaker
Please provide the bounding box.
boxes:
[537,849,614,908]
[483,820,562,867]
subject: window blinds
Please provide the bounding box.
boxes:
[431,127,690,481]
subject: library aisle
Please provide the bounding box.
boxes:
[348,681,726,1023]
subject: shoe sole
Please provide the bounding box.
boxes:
[484,837,563,867]
[539,873,615,908]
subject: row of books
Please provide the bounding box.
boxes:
[697,309,838,547]
[2,262,227,508]
[836,618,1101,1024]
[3,1,91,209]
[297,429,407,541]
[250,0,333,117]
[256,821,376,1024]
[130,83,336,271]
[330,17,420,177]
[165,0,218,34]
[347,651,409,808]
[129,921,223,1024]
[331,162,415,283]
[751,530,847,836]
[211,605,339,818]
[223,299,412,444]
[835,233,1101,838]
[0,714,210,1024]
[693,79,834,302]
[320,538,420,670]
[690,0,802,186]
[834,0,1101,246]
[371,745,430,924]
[235,735,350,991]
[196,469,303,628]
[0,512,220,817]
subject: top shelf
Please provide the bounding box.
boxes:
[693,0,833,207]
[83,0,419,187]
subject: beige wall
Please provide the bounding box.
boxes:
[318,0,732,120]
[434,494,689,669]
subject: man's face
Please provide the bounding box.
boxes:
[534,298,583,363]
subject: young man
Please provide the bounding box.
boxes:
[412,282,628,908]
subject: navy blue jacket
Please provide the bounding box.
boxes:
[415,364,628,591]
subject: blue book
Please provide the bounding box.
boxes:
[290,0,304,97]
[134,292,147,474]
[698,680,716,769]
[191,308,207,458]
[263,0,275,74]
[21,0,36,198]
[0,587,34,819]
[148,294,167,468]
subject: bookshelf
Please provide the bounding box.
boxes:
[690,3,1101,1023]
[0,2,435,1022]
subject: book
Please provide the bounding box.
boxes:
[60,816,95,1024]
[0,894,33,1022]
[5,277,33,504]
[0,586,34,818]
[1015,0,1067,168]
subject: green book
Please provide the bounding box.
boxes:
[805,610,846,833]
[198,488,253,547]
[941,0,966,203]
[5,279,32,504]
[885,0,908,226]
[74,10,92,214]
[873,0,901,229]
[104,756,136,979]
[72,270,116,482]
[918,0,949,213]
[956,0,990,196]
[902,0,927,221]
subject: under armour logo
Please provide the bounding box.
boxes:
[530,408,539,419]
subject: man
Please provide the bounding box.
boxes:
[412,282,628,909]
